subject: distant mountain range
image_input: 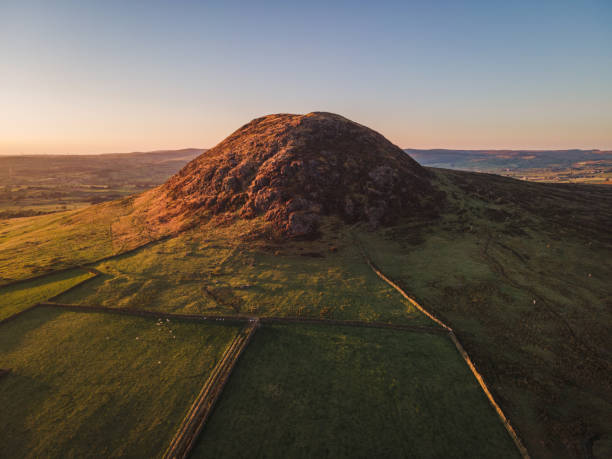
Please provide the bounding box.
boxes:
[405,148,612,172]
[1,149,205,187]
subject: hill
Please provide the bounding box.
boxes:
[0,149,203,218]
[407,148,612,184]
[1,113,611,458]
[141,112,442,238]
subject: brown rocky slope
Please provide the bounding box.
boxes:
[142,112,443,238]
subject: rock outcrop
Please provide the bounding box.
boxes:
[156,112,441,237]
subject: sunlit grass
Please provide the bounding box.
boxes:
[0,269,94,321]
[55,219,434,326]
[0,197,161,285]
[0,307,240,458]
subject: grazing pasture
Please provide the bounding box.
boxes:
[193,324,518,458]
[0,307,239,458]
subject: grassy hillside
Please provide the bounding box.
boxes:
[359,168,612,458]
[0,268,94,320]
[0,307,239,458]
[55,219,434,326]
[0,196,170,285]
[193,324,518,458]
[1,166,610,457]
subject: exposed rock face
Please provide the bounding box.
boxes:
[159,112,440,237]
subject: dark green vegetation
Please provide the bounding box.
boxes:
[0,307,239,458]
[0,149,202,218]
[408,148,612,184]
[0,268,94,320]
[360,168,612,458]
[193,324,518,458]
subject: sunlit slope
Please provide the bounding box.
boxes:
[3,164,611,458]
[55,218,435,327]
[0,194,174,285]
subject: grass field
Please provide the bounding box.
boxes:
[0,203,121,284]
[0,194,175,285]
[0,307,240,458]
[408,148,612,185]
[357,168,612,458]
[55,219,435,327]
[0,269,94,321]
[192,324,518,458]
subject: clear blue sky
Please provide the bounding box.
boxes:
[1,0,611,154]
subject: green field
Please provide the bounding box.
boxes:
[193,324,518,458]
[0,188,186,286]
[0,203,125,284]
[0,307,240,458]
[0,269,94,321]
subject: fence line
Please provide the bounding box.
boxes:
[363,255,530,459]
[46,272,101,303]
[0,304,40,325]
[163,320,259,459]
[33,302,445,335]
[0,269,99,325]
[0,234,173,289]
[0,266,87,289]
[3,281,529,457]
[37,302,254,324]
[259,316,446,334]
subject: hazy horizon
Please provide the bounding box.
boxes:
[2,0,611,155]
[1,144,611,157]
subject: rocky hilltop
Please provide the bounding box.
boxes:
[152,112,441,238]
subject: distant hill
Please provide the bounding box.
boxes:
[0,148,205,187]
[0,148,204,218]
[405,148,611,170]
[406,148,612,184]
